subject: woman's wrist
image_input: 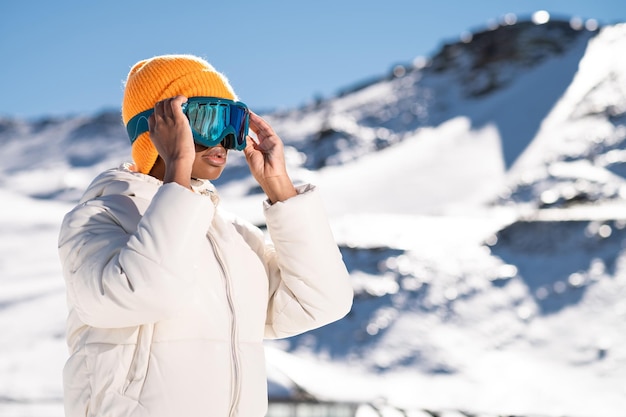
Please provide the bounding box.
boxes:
[163,159,193,190]
[262,175,297,204]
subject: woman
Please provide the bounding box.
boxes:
[58,54,353,417]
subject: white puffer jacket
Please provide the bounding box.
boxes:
[58,166,353,417]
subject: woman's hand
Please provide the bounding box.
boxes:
[148,95,194,188]
[244,112,297,204]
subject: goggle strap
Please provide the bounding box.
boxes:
[126,108,154,144]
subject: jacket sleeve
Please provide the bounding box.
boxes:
[58,183,214,328]
[261,184,353,339]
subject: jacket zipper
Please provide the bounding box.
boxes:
[207,233,241,417]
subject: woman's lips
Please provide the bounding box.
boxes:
[202,147,227,166]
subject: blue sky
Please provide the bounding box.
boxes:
[1,0,625,119]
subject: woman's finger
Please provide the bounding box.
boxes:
[162,98,174,119]
[248,112,275,138]
[169,95,188,118]
[154,100,164,118]
[148,112,156,134]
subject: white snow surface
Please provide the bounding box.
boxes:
[1,21,626,417]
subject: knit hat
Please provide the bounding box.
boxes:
[122,54,238,174]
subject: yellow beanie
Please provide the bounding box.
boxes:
[122,54,237,174]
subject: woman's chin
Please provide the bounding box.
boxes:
[191,165,225,181]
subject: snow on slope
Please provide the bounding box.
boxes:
[512,23,626,173]
[0,190,72,416]
[504,23,626,209]
[1,19,625,417]
[314,119,505,217]
[261,23,626,417]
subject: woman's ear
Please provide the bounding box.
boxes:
[148,155,165,180]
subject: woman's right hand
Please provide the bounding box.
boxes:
[148,95,195,188]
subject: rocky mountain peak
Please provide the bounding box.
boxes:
[429,19,595,96]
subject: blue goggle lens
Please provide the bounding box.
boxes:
[183,98,249,151]
[126,97,249,151]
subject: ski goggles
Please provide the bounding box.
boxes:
[126,97,250,151]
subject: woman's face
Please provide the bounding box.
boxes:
[190,144,228,180]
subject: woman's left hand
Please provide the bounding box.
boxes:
[244,112,297,204]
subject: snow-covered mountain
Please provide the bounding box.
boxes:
[1,17,626,417]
